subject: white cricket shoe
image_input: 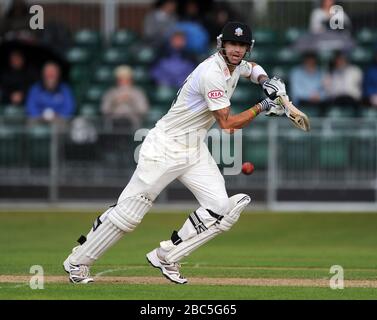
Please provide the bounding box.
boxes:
[63,246,94,284]
[146,248,187,284]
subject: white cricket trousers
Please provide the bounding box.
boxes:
[118,127,230,216]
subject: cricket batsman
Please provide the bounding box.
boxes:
[63,21,287,284]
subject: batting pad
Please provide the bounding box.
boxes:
[162,194,250,263]
[108,195,152,232]
[69,219,124,266]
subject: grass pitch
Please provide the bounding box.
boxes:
[1,210,377,299]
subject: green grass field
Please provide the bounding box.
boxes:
[1,210,377,299]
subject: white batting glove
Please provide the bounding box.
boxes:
[259,97,285,116]
[262,76,287,100]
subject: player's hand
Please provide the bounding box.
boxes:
[259,97,285,116]
[265,97,286,116]
[262,76,286,100]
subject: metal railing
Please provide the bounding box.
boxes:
[1,117,377,210]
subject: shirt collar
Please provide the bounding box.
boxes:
[215,52,232,80]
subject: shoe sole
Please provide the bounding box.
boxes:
[146,252,187,285]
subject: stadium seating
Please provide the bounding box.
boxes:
[74,29,101,48]
[94,65,114,84]
[27,125,51,168]
[319,133,349,170]
[243,128,268,169]
[66,47,92,65]
[0,126,23,166]
[111,29,138,48]
[101,47,132,65]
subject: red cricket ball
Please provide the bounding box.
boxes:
[242,162,255,175]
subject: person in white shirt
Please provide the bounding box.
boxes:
[63,22,287,284]
[324,51,363,109]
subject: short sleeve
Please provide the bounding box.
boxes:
[239,60,253,78]
[202,71,230,111]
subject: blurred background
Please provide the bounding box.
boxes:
[1,0,377,210]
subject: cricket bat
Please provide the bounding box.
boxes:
[278,95,310,132]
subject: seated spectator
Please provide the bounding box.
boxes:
[324,51,363,109]
[364,48,377,107]
[101,65,149,129]
[309,0,351,34]
[289,52,326,111]
[0,50,37,105]
[151,30,196,88]
[143,0,177,48]
[26,62,75,126]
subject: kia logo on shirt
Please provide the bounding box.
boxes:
[208,90,224,99]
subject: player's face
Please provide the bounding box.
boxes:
[223,41,248,65]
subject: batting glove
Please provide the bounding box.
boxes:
[262,76,287,100]
[259,97,285,116]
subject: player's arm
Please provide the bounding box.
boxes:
[212,98,276,131]
[243,62,287,98]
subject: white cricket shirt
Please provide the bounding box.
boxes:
[155,52,260,147]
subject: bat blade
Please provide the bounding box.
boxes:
[278,95,310,132]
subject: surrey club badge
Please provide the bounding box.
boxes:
[235,28,243,36]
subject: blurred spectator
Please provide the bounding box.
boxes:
[324,51,363,109]
[204,4,241,43]
[364,49,377,108]
[26,62,75,125]
[101,66,149,129]
[151,31,196,88]
[143,0,177,48]
[289,52,326,108]
[309,0,351,34]
[0,50,37,105]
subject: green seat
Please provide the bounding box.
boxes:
[300,105,321,118]
[253,29,278,46]
[144,109,164,127]
[79,103,99,117]
[3,105,25,122]
[70,65,90,83]
[74,29,101,48]
[101,48,131,65]
[284,28,306,44]
[280,130,313,170]
[326,106,355,118]
[133,65,152,85]
[66,47,91,65]
[350,47,373,65]
[94,65,114,84]
[318,49,334,64]
[319,134,349,169]
[274,48,300,65]
[350,129,375,170]
[27,125,51,168]
[243,128,268,169]
[151,86,176,105]
[249,48,274,64]
[84,85,108,104]
[0,126,23,166]
[356,28,377,46]
[131,46,156,65]
[231,85,263,105]
[111,29,137,47]
[271,65,291,82]
[360,108,377,119]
